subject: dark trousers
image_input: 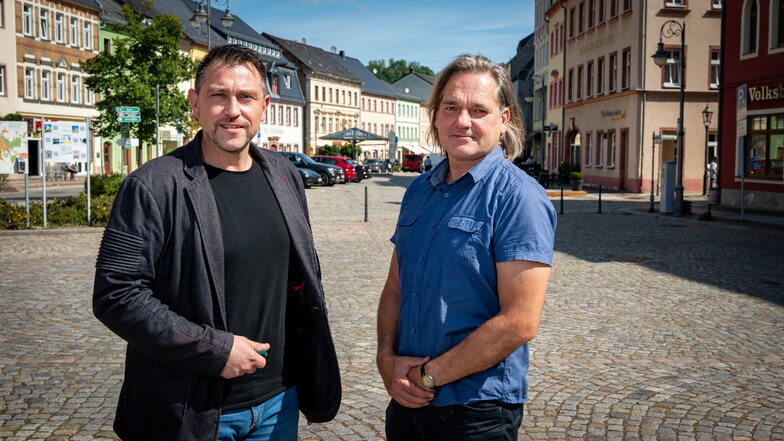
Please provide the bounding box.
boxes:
[385,399,524,441]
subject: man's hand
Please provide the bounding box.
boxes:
[377,352,433,408]
[220,336,269,379]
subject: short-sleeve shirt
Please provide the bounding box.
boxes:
[391,146,557,406]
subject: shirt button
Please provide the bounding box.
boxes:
[418,257,424,263]
[411,328,416,333]
[443,193,449,198]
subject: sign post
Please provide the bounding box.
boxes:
[736,85,748,221]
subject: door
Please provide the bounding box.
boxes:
[619,129,628,190]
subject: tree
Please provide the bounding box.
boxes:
[367,59,436,84]
[340,143,361,158]
[318,145,340,156]
[81,6,194,146]
[0,114,24,121]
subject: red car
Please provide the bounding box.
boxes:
[311,156,359,182]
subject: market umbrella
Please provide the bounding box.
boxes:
[319,127,388,159]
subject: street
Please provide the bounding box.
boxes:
[0,173,782,441]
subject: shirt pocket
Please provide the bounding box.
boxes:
[394,210,422,260]
[444,216,485,260]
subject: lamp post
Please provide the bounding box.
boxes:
[190,0,235,50]
[701,105,713,195]
[650,132,662,212]
[652,20,686,216]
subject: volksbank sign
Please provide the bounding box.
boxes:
[748,84,784,102]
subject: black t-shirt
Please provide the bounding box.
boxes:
[204,159,292,411]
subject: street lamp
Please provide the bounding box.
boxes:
[650,132,662,212]
[701,105,713,195]
[652,20,686,216]
[190,0,235,50]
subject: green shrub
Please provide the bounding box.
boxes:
[393,164,402,172]
[88,173,125,196]
[570,171,584,180]
[0,199,30,229]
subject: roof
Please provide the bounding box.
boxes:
[268,63,305,105]
[329,53,397,98]
[393,73,433,103]
[96,0,128,26]
[263,34,362,84]
[69,0,102,11]
[390,83,423,103]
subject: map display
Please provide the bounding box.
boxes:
[0,121,28,174]
[43,121,89,163]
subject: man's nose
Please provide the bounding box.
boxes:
[456,110,471,127]
[224,96,241,117]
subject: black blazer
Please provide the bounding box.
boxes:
[93,132,341,440]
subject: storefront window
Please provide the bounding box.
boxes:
[746,114,784,179]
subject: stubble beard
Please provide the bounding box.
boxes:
[205,122,254,155]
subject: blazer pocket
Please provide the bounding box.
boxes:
[128,352,192,425]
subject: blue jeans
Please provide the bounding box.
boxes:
[217,387,299,441]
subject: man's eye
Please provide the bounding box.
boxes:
[444,106,457,111]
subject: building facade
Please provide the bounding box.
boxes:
[532,0,551,164]
[546,1,566,172]
[15,0,101,175]
[394,90,421,158]
[265,35,361,156]
[719,0,784,210]
[563,0,721,192]
[1,0,18,117]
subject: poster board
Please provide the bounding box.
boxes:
[0,121,28,174]
[43,121,89,163]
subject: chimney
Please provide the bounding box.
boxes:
[339,50,345,59]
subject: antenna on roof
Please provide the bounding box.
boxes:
[301,38,306,44]
[330,46,337,53]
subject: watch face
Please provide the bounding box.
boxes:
[422,374,434,389]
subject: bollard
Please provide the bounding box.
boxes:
[560,185,564,215]
[364,186,368,222]
[598,185,603,214]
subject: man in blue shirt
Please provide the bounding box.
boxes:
[377,55,557,441]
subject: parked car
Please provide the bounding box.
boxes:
[402,153,423,172]
[347,159,371,179]
[278,151,344,186]
[311,156,359,182]
[297,167,322,188]
[364,158,385,173]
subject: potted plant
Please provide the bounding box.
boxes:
[569,171,584,191]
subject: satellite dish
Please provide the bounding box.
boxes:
[330,46,337,53]
[301,38,306,44]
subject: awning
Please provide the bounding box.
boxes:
[403,145,437,155]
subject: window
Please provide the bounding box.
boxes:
[39,8,50,40]
[608,131,616,167]
[577,65,583,99]
[284,74,291,88]
[745,115,784,180]
[55,13,64,43]
[712,0,722,7]
[293,108,298,126]
[710,49,720,88]
[588,0,595,28]
[286,107,291,125]
[278,106,283,125]
[587,61,594,97]
[342,90,346,104]
[85,84,94,105]
[624,0,632,12]
[0,0,3,28]
[315,116,320,132]
[270,105,276,124]
[708,132,718,159]
[70,17,79,47]
[665,0,685,6]
[23,4,33,35]
[597,57,605,95]
[70,75,80,103]
[609,52,618,92]
[622,48,631,90]
[24,68,35,99]
[598,0,606,22]
[570,7,576,37]
[0,66,5,96]
[597,132,606,166]
[329,88,333,102]
[579,2,585,34]
[742,0,759,55]
[41,71,51,100]
[585,133,592,166]
[663,48,682,87]
[609,0,618,17]
[83,21,92,49]
[568,68,574,102]
[57,73,66,101]
[772,0,784,49]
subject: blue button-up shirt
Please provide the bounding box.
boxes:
[391,146,557,406]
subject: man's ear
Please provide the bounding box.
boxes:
[188,89,199,119]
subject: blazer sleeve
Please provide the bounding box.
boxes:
[92,176,232,378]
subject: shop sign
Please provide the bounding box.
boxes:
[737,85,748,137]
[748,84,784,102]
[601,109,626,121]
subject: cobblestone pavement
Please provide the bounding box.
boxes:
[1,173,782,440]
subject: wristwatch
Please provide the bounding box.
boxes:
[420,363,439,391]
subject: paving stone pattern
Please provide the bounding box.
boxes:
[0,173,782,440]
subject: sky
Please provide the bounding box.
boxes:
[229,0,535,73]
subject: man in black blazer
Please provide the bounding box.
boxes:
[93,44,340,441]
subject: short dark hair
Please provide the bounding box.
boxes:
[194,44,267,93]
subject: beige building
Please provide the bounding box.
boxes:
[265,35,361,156]
[0,0,18,117]
[545,0,566,171]
[562,0,721,192]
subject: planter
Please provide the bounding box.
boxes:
[570,179,583,191]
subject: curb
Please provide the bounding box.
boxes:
[0,227,104,236]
